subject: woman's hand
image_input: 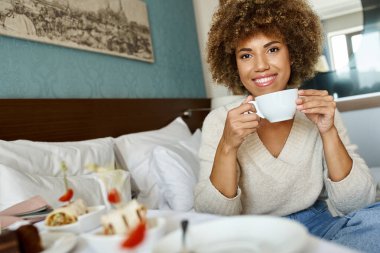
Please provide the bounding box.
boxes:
[297,89,352,181]
[221,95,261,150]
[296,89,336,134]
[210,95,261,197]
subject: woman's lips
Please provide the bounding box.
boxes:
[253,75,276,87]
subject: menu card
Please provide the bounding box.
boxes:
[0,196,52,231]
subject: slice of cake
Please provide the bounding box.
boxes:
[0,229,19,253]
[0,225,43,253]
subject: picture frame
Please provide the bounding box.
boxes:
[0,0,154,63]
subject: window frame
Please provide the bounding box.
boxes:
[327,25,363,70]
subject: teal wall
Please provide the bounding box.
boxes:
[0,0,206,98]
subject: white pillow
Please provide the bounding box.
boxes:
[0,164,131,211]
[115,117,192,170]
[0,137,115,176]
[114,117,192,208]
[150,129,201,211]
[0,137,132,211]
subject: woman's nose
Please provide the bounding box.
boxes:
[254,56,270,72]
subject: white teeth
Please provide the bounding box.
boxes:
[255,76,275,83]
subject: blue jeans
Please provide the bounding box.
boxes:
[285,200,380,253]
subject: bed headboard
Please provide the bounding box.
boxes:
[0,99,210,141]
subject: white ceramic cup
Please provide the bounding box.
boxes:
[248,89,298,123]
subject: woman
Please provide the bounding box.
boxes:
[194,0,380,252]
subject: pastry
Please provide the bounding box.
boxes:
[101,199,146,235]
[45,199,87,226]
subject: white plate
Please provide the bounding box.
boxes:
[44,205,106,234]
[40,231,77,253]
[153,216,310,253]
[82,217,166,253]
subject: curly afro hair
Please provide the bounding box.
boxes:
[207,0,324,94]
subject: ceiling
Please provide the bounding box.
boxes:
[308,0,362,20]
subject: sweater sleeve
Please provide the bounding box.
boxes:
[323,110,376,215]
[194,108,242,215]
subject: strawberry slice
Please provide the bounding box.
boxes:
[121,222,147,249]
[107,188,121,204]
[58,188,74,202]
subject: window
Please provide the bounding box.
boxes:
[328,26,363,71]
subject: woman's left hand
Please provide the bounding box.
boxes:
[296,89,336,134]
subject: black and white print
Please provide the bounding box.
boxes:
[0,0,154,62]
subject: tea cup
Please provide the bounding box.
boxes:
[248,89,298,123]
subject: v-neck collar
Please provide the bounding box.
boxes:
[240,111,310,167]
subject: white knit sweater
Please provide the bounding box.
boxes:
[194,101,376,216]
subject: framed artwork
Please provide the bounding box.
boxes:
[0,0,154,63]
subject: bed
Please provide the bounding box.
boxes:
[0,99,359,253]
[0,98,210,213]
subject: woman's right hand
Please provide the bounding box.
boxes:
[220,95,261,151]
[210,95,260,198]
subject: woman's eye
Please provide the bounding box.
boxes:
[241,54,252,59]
[268,47,279,53]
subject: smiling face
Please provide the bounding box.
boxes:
[235,32,292,97]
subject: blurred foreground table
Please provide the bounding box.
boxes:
[70,210,359,253]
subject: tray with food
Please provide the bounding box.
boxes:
[43,162,106,234]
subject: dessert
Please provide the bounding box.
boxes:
[44,161,88,227]
[0,225,43,253]
[45,198,88,226]
[101,199,146,235]
[89,170,148,248]
[0,229,19,253]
